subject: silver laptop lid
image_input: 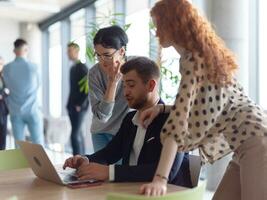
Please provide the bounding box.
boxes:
[17,140,64,185]
[17,141,99,185]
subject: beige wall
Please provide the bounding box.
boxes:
[0,19,20,63]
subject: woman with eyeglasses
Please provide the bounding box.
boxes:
[88,25,130,152]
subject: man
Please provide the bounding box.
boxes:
[0,56,9,150]
[66,42,89,155]
[3,39,44,146]
[63,57,191,187]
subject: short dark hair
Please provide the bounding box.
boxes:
[93,25,128,50]
[67,42,80,50]
[121,57,160,83]
[14,38,27,49]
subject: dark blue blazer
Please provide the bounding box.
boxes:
[86,104,191,187]
[66,62,89,111]
[0,75,8,124]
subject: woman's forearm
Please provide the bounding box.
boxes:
[104,81,118,102]
[154,137,178,180]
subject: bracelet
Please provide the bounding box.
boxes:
[155,173,168,181]
[162,104,165,114]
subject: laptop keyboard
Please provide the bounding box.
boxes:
[57,169,78,181]
[56,167,98,183]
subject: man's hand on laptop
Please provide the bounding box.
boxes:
[76,162,109,181]
[63,155,89,169]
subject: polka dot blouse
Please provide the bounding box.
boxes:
[161,52,267,164]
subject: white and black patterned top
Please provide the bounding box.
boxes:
[161,52,267,164]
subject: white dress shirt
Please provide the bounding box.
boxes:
[109,111,147,181]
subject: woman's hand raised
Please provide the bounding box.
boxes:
[139,104,163,129]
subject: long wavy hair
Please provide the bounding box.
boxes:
[151,0,238,86]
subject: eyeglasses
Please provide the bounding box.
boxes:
[94,50,118,62]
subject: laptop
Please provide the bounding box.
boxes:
[17,140,98,185]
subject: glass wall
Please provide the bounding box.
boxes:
[95,0,114,27]
[125,0,150,57]
[161,47,180,104]
[259,0,267,110]
[48,22,62,118]
[70,9,86,63]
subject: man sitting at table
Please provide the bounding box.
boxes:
[63,57,192,187]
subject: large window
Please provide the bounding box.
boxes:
[95,0,114,27]
[126,0,150,57]
[70,9,86,63]
[161,47,180,104]
[48,22,62,118]
[259,0,267,110]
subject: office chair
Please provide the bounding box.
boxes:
[0,149,29,171]
[106,180,206,200]
[189,154,202,187]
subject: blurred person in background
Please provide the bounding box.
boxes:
[3,39,44,146]
[0,56,9,150]
[66,42,89,155]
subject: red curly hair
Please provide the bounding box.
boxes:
[151,0,238,86]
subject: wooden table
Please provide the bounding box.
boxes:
[0,168,185,200]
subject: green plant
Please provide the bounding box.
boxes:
[78,75,89,94]
[159,58,181,103]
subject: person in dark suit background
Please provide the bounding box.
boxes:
[66,42,89,155]
[63,57,191,187]
[0,56,9,150]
